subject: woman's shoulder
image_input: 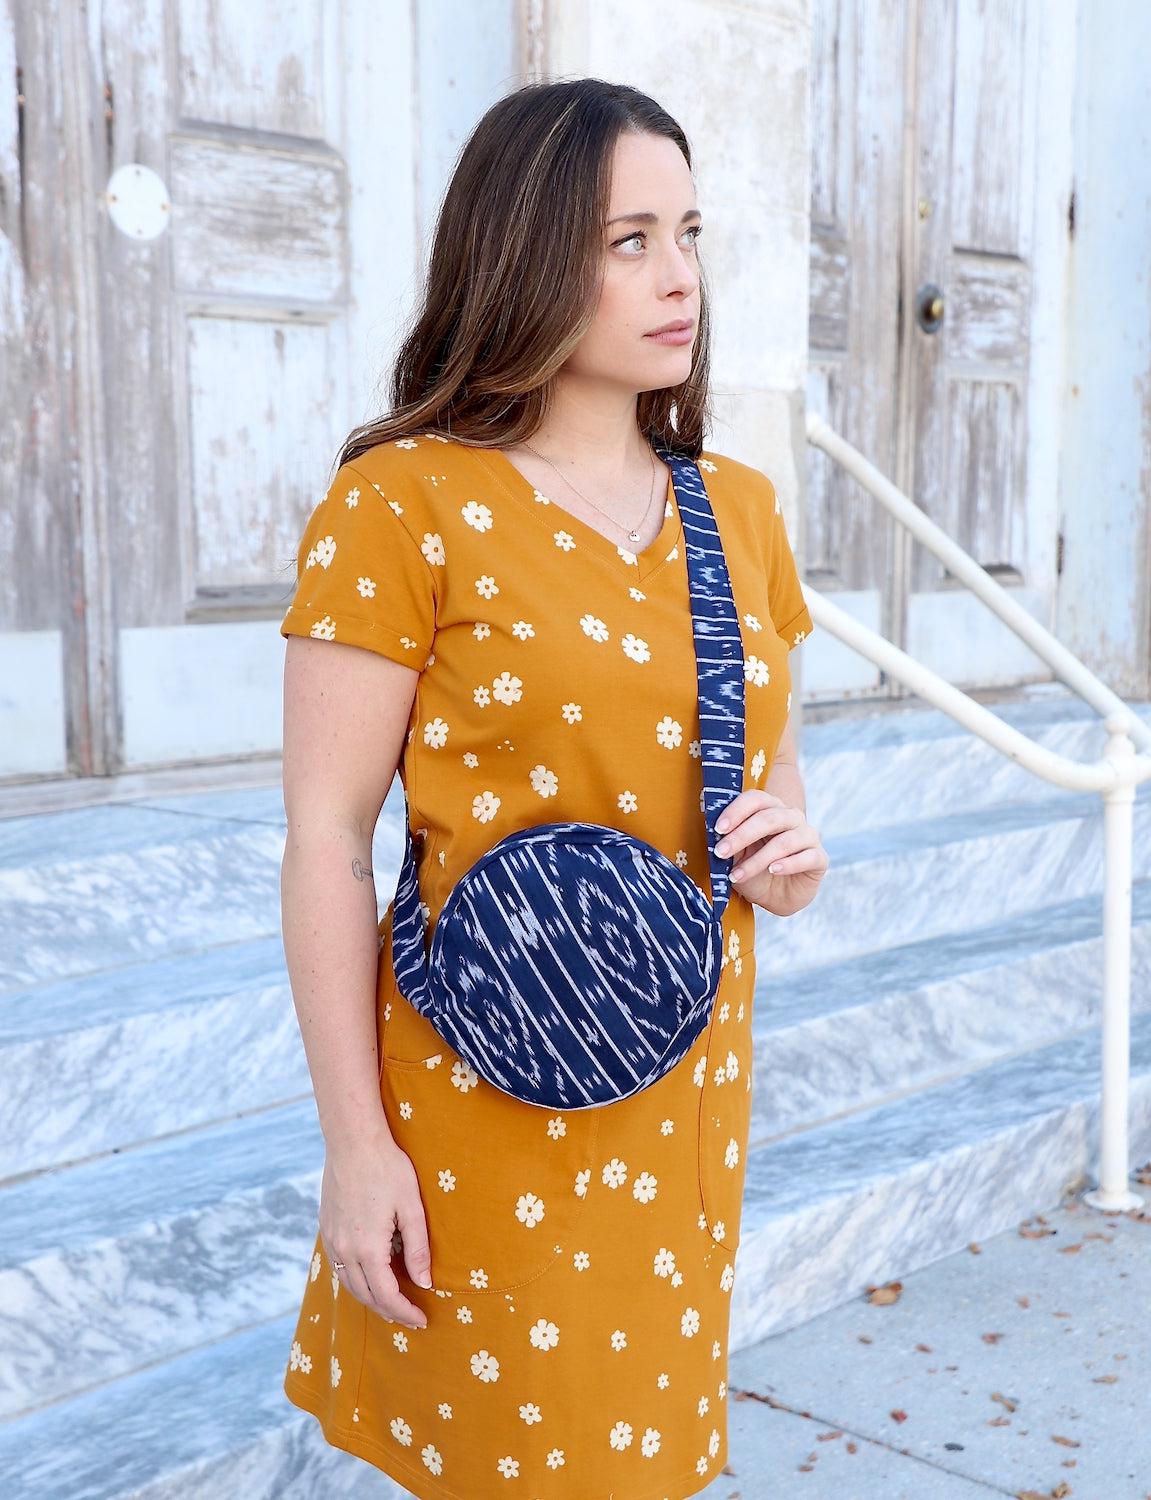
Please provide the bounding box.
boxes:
[695,448,782,548]
[333,432,490,540]
[696,446,777,501]
[342,431,483,487]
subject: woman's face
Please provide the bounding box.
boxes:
[565,130,702,395]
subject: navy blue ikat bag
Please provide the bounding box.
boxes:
[388,443,745,1111]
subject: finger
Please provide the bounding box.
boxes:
[338,1259,378,1313]
[320,1234,359,1297]
[396,1199,435,1291]
[734,832,809,878]
[716,805,794,859]
[762,847,822,876]
[362,1256,428,1328]
[716,790,780,834]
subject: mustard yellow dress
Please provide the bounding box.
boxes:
[278,431,814,1499]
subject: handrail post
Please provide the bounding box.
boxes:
[1082,714,1144,1213]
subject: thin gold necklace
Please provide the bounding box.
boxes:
[519,441,660,546]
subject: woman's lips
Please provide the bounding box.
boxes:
[644,326,694,345]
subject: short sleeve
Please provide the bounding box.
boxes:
[279,460,437,668]
[763,475,814,651]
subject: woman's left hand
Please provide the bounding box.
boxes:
[714,791,829,916]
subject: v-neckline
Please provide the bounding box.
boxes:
[473,445,684,585]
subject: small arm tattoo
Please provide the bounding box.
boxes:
[351,857,374,881]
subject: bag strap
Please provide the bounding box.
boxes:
[653,443,747,915]
[389,444,746,1003]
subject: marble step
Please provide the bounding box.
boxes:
[0,1098,325,1420]
[0,785,418,1180]
[0,784,410,996]
[0,1313,401,1500]
[749,876,1151,1136]
[0,801,287,992]
[801,692,1151,837]
[0,937,311,1180]
[730,1004,1151,1352]
[756,780,1151,976]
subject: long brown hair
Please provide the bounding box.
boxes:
[336,77,713,474]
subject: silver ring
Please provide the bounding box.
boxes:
[333,1261,346,1271]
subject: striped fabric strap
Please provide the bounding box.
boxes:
[389,443,746,1011]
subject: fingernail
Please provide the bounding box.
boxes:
[417,1272,432,1288]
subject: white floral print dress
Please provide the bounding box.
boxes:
[279,432,814,1499]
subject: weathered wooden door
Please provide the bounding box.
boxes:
[1,0,414,781]
[806,0,1076,702]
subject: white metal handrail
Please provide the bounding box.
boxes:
[802,413,1151,1213]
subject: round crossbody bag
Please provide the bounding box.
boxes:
[387,442,746,1110]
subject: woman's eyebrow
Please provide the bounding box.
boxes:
[607,208,703,226]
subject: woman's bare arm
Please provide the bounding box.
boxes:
[280,635,433,1323]
[280,634,417,1154]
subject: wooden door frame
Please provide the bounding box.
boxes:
[56,1,120,776]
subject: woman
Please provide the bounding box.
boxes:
[278,76,825,1499]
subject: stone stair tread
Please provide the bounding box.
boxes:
[0,827,288,993]
[1,1313,306,1500]
[741,1005,1151,1221]
[752,874,1151,1031]
[0,791,412,995]
[1,1099,322,1271]
[0,935,290,1044]
[821,780,1148,868]
[801,695,1151,840]
[0,782,405,880]
[801,691,1151,755]
[0,802,280,874]
[130,787,290,823]
[754,779,1151,977]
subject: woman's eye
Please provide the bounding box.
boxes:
[614,226,703,252]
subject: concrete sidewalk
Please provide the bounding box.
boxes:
[710,1171,1151,1499]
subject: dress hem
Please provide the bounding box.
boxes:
[283,1373,728,1500]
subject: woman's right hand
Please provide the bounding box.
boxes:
[318,1135,432,1329]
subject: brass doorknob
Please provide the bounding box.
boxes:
[916,282,945,333]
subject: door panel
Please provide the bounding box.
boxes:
[807,0,1074,701]
[807,0,906,700]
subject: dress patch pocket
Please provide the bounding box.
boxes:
[377,924,600,1295]
[380,1043,600,1296]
